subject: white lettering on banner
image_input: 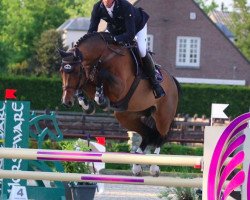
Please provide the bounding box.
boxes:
[8,102,25,193]
[12,159,22,171]
[0,104,5,139]
[12,103,24,112]
[0,103,5,137]
[0,103,5,169]
[13,131,23,145]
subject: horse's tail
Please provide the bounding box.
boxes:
[172,76,182,98]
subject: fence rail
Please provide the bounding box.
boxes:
[34,110,229,143]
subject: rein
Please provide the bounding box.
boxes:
[97,32,125,64]
[62,32,126,92]
[88,32,125,82]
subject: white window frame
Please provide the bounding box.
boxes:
[176,36,201,68]
[147,34,153,52]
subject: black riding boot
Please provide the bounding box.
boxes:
[142,53,166,98]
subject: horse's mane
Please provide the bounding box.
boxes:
[75,32,114,47]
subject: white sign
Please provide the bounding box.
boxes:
[211,103,229,119]
[9,185,28,200]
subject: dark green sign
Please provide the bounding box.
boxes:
[0,101,5,169]
[2,101,30,198]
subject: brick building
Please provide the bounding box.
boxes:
[135,0,250,85]
[58,0,250,85]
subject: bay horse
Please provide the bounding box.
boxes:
[59,32,180,176]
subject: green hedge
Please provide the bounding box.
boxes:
[1,75,250,117]
[178,84,250,118]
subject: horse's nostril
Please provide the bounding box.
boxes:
[62,100,73,108]
[62,103,69,108]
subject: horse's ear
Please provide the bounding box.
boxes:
[74,48,83,61]
[58,49,72,58]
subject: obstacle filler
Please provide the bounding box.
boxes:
[0,100,66,200]
[0,100,250,199]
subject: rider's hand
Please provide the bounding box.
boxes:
[114,37,124,45]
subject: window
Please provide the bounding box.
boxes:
[176,36,201,68]
[147,35,153,52]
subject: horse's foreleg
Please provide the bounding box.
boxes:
[149,147,161,177]
[77,94,96,115]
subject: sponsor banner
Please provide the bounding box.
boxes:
[2,101,30,197]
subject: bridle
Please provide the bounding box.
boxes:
[61,32,126,93]
[88,32,125,82]
[61,58,85,93]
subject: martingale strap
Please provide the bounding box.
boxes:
[110,74,142,111]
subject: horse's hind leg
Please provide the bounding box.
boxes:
[114,111,156,176]
[114,111,157,151]
[149,147,161,177]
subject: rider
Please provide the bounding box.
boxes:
[88,0,165,102]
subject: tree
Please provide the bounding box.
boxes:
[195,0,218,14]
[0,0,9,71]
[1,0,69,70]
[34,29,65,76]
[61,0,98,18]
[230,0,250,60]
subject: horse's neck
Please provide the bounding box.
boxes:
[103,50,135,101]
[81,41,136,101]
[82,41,105,58]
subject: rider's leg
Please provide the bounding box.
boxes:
[136,24,165,98]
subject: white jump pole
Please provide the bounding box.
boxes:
[0,148,202,168]
[0,170,203,188]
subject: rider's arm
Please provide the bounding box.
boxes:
[114,4,136,43]
[88,3,101,33]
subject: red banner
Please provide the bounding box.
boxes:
[5,89,17,99]
[96,137,106,146]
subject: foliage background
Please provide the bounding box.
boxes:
[0,76,249,118]
[0,0,98,76]
[0,0,249,77]
[0,0,249,118]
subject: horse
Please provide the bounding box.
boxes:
[58,32,180,176]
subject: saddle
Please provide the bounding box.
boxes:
[129,42,163,82]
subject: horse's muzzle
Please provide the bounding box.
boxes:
[61,99,74,108]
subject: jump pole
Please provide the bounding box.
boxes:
[0,170,203,188]
[0,147,202,168]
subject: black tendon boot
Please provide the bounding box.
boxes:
[142,53,165,98]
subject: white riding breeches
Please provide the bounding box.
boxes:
[135,24,147,57]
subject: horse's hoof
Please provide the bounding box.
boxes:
[134,171,143,176]
[98,97,109,111]
[85,101,96,115]
[132,164,143,176]
[150,165,160,177]
[152,171,160,177]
